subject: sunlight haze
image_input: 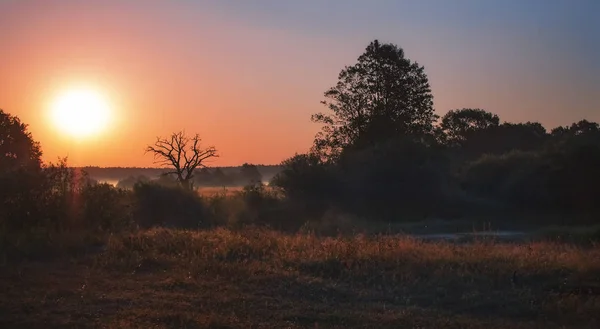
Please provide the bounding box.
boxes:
[49,87,112,139]
[1,0,598,166]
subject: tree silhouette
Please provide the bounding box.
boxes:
[486,122,547,154]
[0,109,42,173]
[567,120,600,136]
[440,108,500,146]
[312,40,436,159]
[0,109,44,227]
[271,153,339,210]
[443,119,548,159]
[551,120,600,139]
[145,131,218,190]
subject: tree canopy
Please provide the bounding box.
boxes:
[311,40,436,160]
[0,109,42,173]
[440,108,500,146]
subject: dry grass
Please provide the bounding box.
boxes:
[196,185,277,197]
[197,186,244,197]
[1,228,599,328]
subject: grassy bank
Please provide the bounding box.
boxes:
[1,228,599,328]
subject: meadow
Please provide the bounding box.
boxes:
[197,186,249,197]
[1,227,599,328]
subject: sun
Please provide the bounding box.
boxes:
[50,88,112,139]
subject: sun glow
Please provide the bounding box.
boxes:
[50,88,112,139]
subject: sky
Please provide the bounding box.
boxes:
[1,0,599,167]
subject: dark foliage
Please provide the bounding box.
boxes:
[0,109,44,229]
[311,40,437,159]
[337,137,453,220]
[132,182,209,229]
[275,40,600,223]
[271,153,341,215]
[460,126,600,220]
[440,108,500,147]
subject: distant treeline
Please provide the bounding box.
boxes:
[81,165,283,186]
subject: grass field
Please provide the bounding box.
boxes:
[197,186,245,196]
[1,228,599,328]
[196,185,276,197]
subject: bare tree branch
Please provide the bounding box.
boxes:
[145,131,218,190]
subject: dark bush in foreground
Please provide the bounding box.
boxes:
[81,183,135,232]
[132,182,210,229]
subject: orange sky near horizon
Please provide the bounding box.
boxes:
[1,2,332,167]
[1,1,599,167]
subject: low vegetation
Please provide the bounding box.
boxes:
[2,228,599,328]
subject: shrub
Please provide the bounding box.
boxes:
[336,138,453,221]
[0,109,44,230]
[81,183,135,232]
[271,153,340,216]
[132,182,210,229]
[461,141,600,218]
[233,183,290,230]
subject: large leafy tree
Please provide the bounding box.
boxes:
[312,40,436,159]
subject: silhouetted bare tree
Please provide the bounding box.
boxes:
[145,131,218,190]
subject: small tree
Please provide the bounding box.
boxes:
[145,131,218,190]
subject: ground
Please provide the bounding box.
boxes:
[1,228,599,328]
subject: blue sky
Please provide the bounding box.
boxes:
[208,0,600,124]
